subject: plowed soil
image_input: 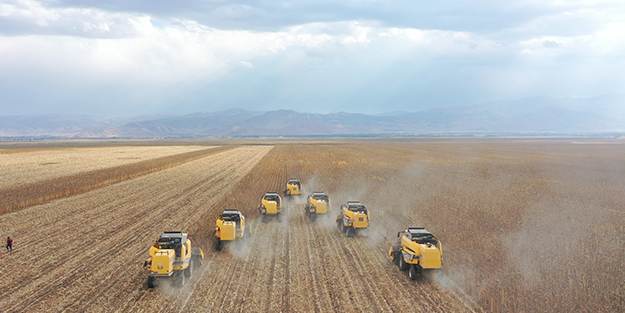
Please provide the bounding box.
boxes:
[2,139,622,312]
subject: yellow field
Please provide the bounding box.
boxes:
[0,145,212,189]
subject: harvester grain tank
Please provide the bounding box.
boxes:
[336,201,369,237]
[305,192,331,221]
[215,209,251,251]
[389,227,443,280]
[143,231,204,288]
[284,179,302,196]
[259,192,283,222]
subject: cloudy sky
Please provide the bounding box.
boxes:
[0,0,624,116]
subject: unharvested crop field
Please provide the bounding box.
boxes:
[0,139,623,312]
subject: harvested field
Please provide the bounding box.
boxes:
[0,145,272,312]
[1,139,623,312]
[0,145,213,189]
[0,146,231,214]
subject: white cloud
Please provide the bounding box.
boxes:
[0,0,140,37]
[239,61,254,69]
[0,1,624,115]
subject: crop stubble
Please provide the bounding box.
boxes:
[136,144,476,313]
[265,141,625,313]
[0,146,272,312]
[0,146,231,214]
[0,146,215,189]
[176,141,623,312]
[1,140,622,312]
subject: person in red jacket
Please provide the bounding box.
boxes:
[6,237,12,253]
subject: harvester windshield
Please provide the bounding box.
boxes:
[406,228,438,246]
[220,210,241,222]
[156,232,187,256]
[264,193,281,203]
[346,202,366,213]
[311,192,329,201]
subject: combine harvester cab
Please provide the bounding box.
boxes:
[215,209,250,251]
[284,179,302,197]
[144,231,204,288]
[389,227,443,280]
[305,192,331,221]
[259,192,283,222]
[336,201,369,237]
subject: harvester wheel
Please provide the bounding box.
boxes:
[310,213,317,222]
[277,213,282,222]
[216,239,222,251]
[177,272,186,288]
[399,254,409,271]
[261,213,267,223]
[147,276,155,288]
[345,226,352,237]
[184,261,193,278]
[409,265,418,281]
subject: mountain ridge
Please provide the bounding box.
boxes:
[2,95,624,138]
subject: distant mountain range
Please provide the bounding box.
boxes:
[2,95,625,138]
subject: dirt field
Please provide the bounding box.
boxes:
[1,139,623,312]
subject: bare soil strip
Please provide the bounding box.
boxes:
[0,146,233,215]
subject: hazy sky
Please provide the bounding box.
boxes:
[1,0,624,116]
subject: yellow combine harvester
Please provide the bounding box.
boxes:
[143,231,204,288]
[259,192,283,222]
[215,209,250,251]
[389,227,443,280]
[336,201,369,237]
[284,179,302,196]
[305,192,331,221]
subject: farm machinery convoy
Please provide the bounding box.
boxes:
[144,179,442,287]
